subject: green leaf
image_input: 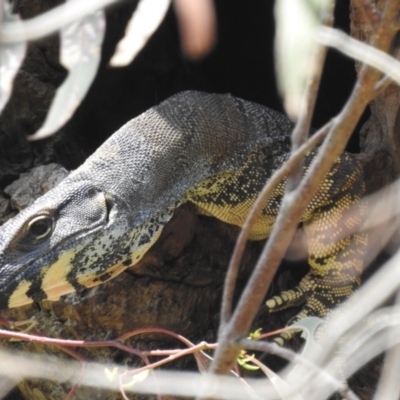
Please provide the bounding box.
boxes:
[248,328,262,340]
[237,354,260,371]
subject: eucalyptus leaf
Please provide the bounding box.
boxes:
[0,0,118,43]
[285,317,324,385]
[30,6,106,140]
[263,363,305,400]
[109,0,171,67]
[0,2,26,115]
[274,0,330,118]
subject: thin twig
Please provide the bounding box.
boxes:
[0,328,144,358]
[220,0,334,336]
[313,308,400,400]
[320,249,400,366]
[122,342,211,377]
[372,291,400,400]
[220,123,330,325]
[0,349,281,399]
[373,75,393,95]
[210,0,400,382]
[317,26,400,84]
[239,338,359,400]
[287,0,334,190]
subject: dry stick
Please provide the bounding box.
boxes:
[287,1,334,190]
[316,308,400,400]
[210,82,367,378]
[122,342,211,377]
[0,329,144,358]
[373,75,393,95]
[220,124,330,325]
[213,80,375,365]
[372,291,400,400]
[209,0,400,380]
[318,26,400,85]
[239,338,359,400]
[220,0,333,332]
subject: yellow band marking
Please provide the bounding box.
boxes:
[8,280,32,308]
[41,250,75,301]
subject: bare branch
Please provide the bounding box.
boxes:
[314,307,400,399]
[317,26,400,84]
[287,1,334,189]
[209,0,400,383]
[240,338,359,400]
[372,291,400,400]
[0,349,282,399]
[220,123,330,325]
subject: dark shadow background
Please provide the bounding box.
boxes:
[0,0,366,183]
[66,0,363,158]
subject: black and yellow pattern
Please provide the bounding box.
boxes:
[186,149,367,329]
[0,91,366,338]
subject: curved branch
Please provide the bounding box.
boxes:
[220,123,330,325]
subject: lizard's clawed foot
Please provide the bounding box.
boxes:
[266,273,359,345]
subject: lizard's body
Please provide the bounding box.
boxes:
[0,92,366,326]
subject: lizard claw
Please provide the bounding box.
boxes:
[266,273,359,345]
[266,277,310,312]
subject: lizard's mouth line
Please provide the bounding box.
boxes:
[1,222,108,308]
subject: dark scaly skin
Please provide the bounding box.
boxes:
[0,91,367,340]
[187,149,367,343]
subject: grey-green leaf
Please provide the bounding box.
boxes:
[0,2,26,115]
[274,0,330,118]
[285,317,324,384]
[30,6,105,140]
[109,0,171,67]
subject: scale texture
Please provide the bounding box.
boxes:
[0,91,367,332]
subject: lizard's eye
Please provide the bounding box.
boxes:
[27,214,54,241]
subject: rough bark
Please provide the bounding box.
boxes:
[351,0,400,192]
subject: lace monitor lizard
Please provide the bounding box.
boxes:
[0,91,367,332]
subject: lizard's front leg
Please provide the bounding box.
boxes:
[266,154,368,344]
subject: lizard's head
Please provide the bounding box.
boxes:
[0,179,132,309]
